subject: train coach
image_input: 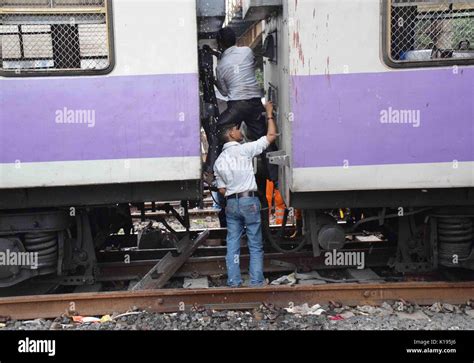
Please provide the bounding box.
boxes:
[260,0,474,271]
[0,0,202,288]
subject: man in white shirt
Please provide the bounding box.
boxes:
[205,27,268,177]
[214,102,277,287]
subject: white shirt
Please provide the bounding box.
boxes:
[216,46,262,101]
[214,136,270,197]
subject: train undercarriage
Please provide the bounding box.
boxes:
[1,196,473,290]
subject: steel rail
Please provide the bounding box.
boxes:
[0,281,473,320]
[96,248,395,281]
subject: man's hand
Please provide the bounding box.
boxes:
[265,101,274,117]
[219,188,226,196]
[202,44,221,58]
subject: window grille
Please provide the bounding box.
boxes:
[0,0,113,75]
[384,0,474,66]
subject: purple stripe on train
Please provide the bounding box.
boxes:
[1,73,200,164]
[291,67,473,168]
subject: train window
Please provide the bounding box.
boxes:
[383,0,474,68]
[0,0,114,76]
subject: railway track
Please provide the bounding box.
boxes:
[0,231,472,322]
[96,247,395,281]
[1,241,472,321]
[0,281,473,320]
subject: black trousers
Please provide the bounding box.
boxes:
[206,98,278,181]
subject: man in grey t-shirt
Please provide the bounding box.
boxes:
[205,27,268,178]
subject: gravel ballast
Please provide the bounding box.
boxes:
[2,301,473,331]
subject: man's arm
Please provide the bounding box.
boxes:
[215,66,229,97]
[241,101,277,158]
[265,101,277,144]
[214,163,227,196]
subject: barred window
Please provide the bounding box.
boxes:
[384,0,474,67]
[0,0,113,76]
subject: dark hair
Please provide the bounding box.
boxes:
[217,27,236,50]
[218,123,238,144]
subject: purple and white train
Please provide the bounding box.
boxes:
[1,0,202,288]
[0,0,472,289]
[262,0,474,270]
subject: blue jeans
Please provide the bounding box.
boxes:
[225,196,264,287]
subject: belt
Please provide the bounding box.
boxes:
[226,191,257,200]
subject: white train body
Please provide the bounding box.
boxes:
[262,0,473,206]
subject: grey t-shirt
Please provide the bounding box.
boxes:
[216,46,262,101]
